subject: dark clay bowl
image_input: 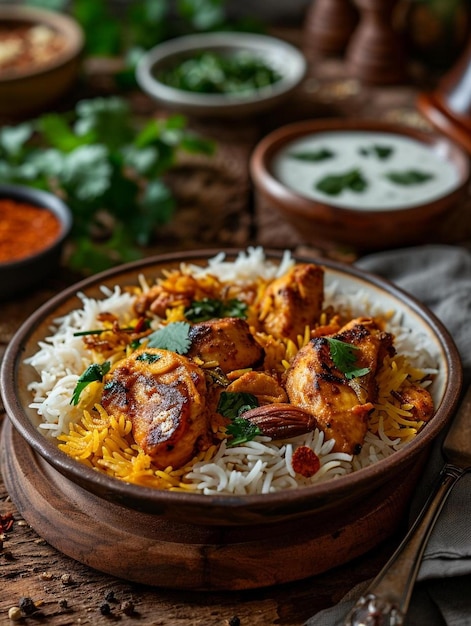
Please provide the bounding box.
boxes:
[0,249,462,589]
[0,184,73,300]
[250,118,470,252]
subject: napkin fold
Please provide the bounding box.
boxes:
[306,244,471,626]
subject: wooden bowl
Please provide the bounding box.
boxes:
[0,249,462,589]
[250,119,470,251]
[0,183,72,301]
[0,5,84,118]
[135,32,307,118]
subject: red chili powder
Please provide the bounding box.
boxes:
[0,198,62,263]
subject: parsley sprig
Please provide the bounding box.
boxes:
[217,391,260,447]
[326,337,370,380]
[0,97,214,274]
[184,297,247,322]
[71,361,111,406]
[146,322,191,354]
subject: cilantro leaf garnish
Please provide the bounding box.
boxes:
[326,337,370,380]
[185,297,247,322]
[146,322,191,354]
[226,418,262,448]
[217,391,260,447]
[384,170,434,185]
[359,144,393,160]
[315,168,368,196]
[289,148,335,162]
[71,361,111,406]
[136,351,162,363]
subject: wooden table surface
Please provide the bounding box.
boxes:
[1,27,471,625]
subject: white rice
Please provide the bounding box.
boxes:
[25,247,439,495]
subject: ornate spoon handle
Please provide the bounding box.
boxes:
[344,465,465,625]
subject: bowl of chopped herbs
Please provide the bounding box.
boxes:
[250,118,470,252]
[136,32,307,117]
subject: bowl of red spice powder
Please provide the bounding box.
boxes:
[0,184,72,300]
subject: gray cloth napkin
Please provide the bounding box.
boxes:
[306,244,471,626]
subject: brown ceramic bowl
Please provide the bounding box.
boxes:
[250,119,470,252]
[0,249,462,589]
[0,183,72,300]
[0,5,84,117]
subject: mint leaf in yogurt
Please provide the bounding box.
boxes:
[315,168,368,196]
[289,148,335,162]
[359,144,393,160]
[385,169,434,185]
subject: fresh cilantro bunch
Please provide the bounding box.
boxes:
[0,97,213,273]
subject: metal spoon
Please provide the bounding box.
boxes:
[345,385,471,626]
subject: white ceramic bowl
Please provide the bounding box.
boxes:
[135,32,307,118]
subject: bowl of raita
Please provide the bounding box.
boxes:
[250,119,470,252]
[0,247,462,590]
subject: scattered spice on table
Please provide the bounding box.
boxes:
[0,199,61,263]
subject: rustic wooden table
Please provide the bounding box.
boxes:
[1,28,470,624]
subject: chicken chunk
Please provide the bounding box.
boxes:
[187,317,264,373]
[285,318,393,454]
[101,348,210,470]
[394,383,434,422]
[258,263,324,342]
[226,371,288,405]
[331,317,395,403]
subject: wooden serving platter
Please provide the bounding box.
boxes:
[1,419,424,591]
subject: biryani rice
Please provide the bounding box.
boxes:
[25,247,439,495]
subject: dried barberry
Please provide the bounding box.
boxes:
[292,446,320,477]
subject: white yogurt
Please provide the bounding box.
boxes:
[271,131,460,211]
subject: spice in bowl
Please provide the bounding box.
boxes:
[0,23,66,75]
[0,198,62,263]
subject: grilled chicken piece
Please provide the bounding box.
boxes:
[394,383,434,422]
[258,263,324,342]
[285,317,394,454]
[187,317,264,373]
[331,317,395,403]
[101,348,210,470]
[226,371,288,405]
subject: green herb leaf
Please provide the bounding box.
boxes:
[315,168,368,196]
[289,148,335,162]
[185,298,247,322]
[71,361,111,406]
[217,391,259,420]
[359,145,393,160]
[0,96,212,275]
[217,391,261,446]
[157,51,281,95]
[136,351,162,363]
[326,337,370,380]
[146,322,191,354]
[384,170,435,185]
[226,417,262,447]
